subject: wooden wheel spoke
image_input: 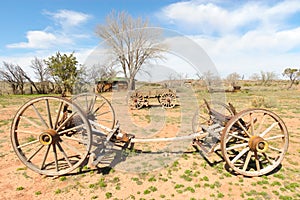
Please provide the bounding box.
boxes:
[84,95,88,111]
[242,151,252,171]
[17,139,39,148]
[268,145,283,152]
[15,130,40,135]
[257,113,267,133]
[20,116,44,129]
[56,142,73,167]
[41,145,51,170]
[88,95,97,112]
[27,145,44,162]
[52,144,59,171]
[228,133,249,141]
[56,111,77,132]
[45,99,53,129]
[94,102,106,113]
[95,110,111,117]
[231,147,250,164]
[198,114,210,122]
[226,143,249,151]
[260,122,279,137]
[250,113,254,135]
[262,152,275,165]
[31,104,49,128]
[60,140,83,155]
[254,152,261,171]
[237,120,251,137]
[58,124,85,135]
[264,135,285,141]
[54,102,64,128]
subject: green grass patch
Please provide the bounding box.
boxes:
[105,192,112,199]
[16,186,24,191]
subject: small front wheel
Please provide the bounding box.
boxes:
[72,93,115,132]
[129,93,145,109]
[159,92,176,108]
[192,100,234,133]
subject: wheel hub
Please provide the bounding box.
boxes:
[39,129,59,145]
[248,135,268,153]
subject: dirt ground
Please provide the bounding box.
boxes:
[0,85,299,200]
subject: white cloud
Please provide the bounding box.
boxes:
[160,0,300,34]
[158,0,300,77]
[189,31,300,77]
[6,9,92,49]
[44,9,92,30]
[6,30,72,49]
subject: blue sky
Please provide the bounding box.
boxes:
[1,0,300,79]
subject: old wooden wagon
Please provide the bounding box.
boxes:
[129,88,177,109]
[11,93,288,177]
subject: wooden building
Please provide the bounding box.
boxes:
[95,77,130,93]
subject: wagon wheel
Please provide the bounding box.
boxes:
[11,96,92,176]
[221,108,289,177]
[159,92,176,108]
[192,100,234,133]
[130,93,145,109]
[72,93,115,133]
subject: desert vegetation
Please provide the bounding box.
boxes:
[0,80,299,199]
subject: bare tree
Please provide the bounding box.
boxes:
[0,62,26,94]
[177,73,188,86]
[87,63,119,83]
[250,71,277,85]
[260,71,277,85]
[202,70,220,87]
[100,64,119,80]
[95,11,167,90]
[30,57,51,94]
[195,72,204,80]
[250,73,260,81]
[226,72,241,87]
[282,68,300,89]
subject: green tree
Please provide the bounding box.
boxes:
[282,68,300,89]
[45,52,79,96]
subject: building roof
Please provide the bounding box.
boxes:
[96,77,128,83]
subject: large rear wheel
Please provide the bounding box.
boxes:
[11,96,92,176]
[221,108,289,176]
